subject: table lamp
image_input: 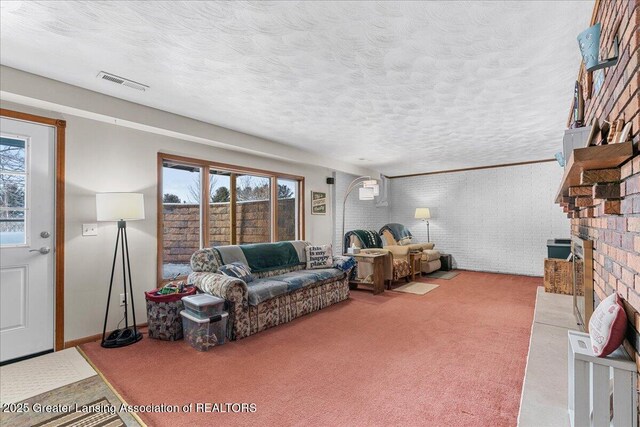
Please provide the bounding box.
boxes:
[96,192,145,348]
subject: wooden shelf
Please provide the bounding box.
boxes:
[555,142,633,203]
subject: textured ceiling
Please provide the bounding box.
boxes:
[0,1,593,176]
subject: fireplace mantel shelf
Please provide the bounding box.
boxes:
[555,142,634,204]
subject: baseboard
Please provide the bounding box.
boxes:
[455,268,543,278]
[64,323,147,349]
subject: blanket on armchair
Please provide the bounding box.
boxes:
[379,223,412,241]
[344,230,383,251]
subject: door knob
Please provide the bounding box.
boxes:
[29,247,51,255]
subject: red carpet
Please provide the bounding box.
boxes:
[81,271,539,427]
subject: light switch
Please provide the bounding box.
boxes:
[82,223,98,236]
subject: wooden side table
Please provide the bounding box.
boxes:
[409,251,422,280]
[346,253,386,295]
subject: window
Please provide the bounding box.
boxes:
[209,169,231,247]
[277,178,298,241]
[236,174,271,244]
[0,136,27,246]
[158,154,304,283]
[161,160,202,280]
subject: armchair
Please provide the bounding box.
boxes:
[379,224,441,274]
[344,230,411,286]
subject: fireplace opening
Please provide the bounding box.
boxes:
[572,236,593,331]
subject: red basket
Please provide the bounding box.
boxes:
[145,285,197,341]
[144,285,197,303]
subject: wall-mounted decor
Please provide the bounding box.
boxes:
[606,119,624,144]
[593,69,604,96]
[571,81,585,128]
[585,118,599,147]
[577,23,619,72]
[618,122,632,144]
[311,191,327,215]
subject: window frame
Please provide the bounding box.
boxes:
[157,152,305,284]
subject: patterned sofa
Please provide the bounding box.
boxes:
[188,241,352,340]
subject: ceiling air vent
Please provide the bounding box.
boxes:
[96,71,149,92]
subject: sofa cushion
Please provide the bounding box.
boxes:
[246,278,290,306]
[422,250,440,262]
[404,243,426,252]
[277,271,322,292]
[246,268,345,305]
[306,268,345,282]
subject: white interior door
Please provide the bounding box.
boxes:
[0,117,55,363]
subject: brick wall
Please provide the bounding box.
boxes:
[390,162,570,276]
[163,204,201,265]
[566,0,639,398]
[163,198,296,264]
[569,0,639,313]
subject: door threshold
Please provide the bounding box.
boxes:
[1,349,54,366]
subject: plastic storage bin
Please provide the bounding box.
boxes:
[182,294,225,318]
[547,238,572,259]
[180,310,228,351]
[145,285,196,341]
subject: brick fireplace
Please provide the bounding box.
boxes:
[561,0,639,383]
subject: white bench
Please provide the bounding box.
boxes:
[568,330,637,427]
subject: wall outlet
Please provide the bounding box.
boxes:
[82,223,98,236]
[119,293,129,306]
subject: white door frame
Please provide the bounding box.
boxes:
[0,108,65,352]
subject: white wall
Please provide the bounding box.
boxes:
[1,100,340,341]
[332,172,390,254]
[0,66,568,342]
[389,162,570,276]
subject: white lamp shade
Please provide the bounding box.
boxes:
[414,207,431,219]
[361,180,379,197]
[96,193,145,221]
[358,187,375,200]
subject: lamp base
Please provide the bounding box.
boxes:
[101,326,142,348]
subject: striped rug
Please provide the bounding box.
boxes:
[33,398,124,427]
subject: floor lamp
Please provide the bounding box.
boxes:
[415,208,431,242]
[97,192,145,348]
[341,176,379,253]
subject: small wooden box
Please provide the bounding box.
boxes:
[544,258,580,295]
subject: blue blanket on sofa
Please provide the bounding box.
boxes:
[214,241,302,273]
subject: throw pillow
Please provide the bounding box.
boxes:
[218,262,254,283]
[305,245,333,270]
[589,292,627,357]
